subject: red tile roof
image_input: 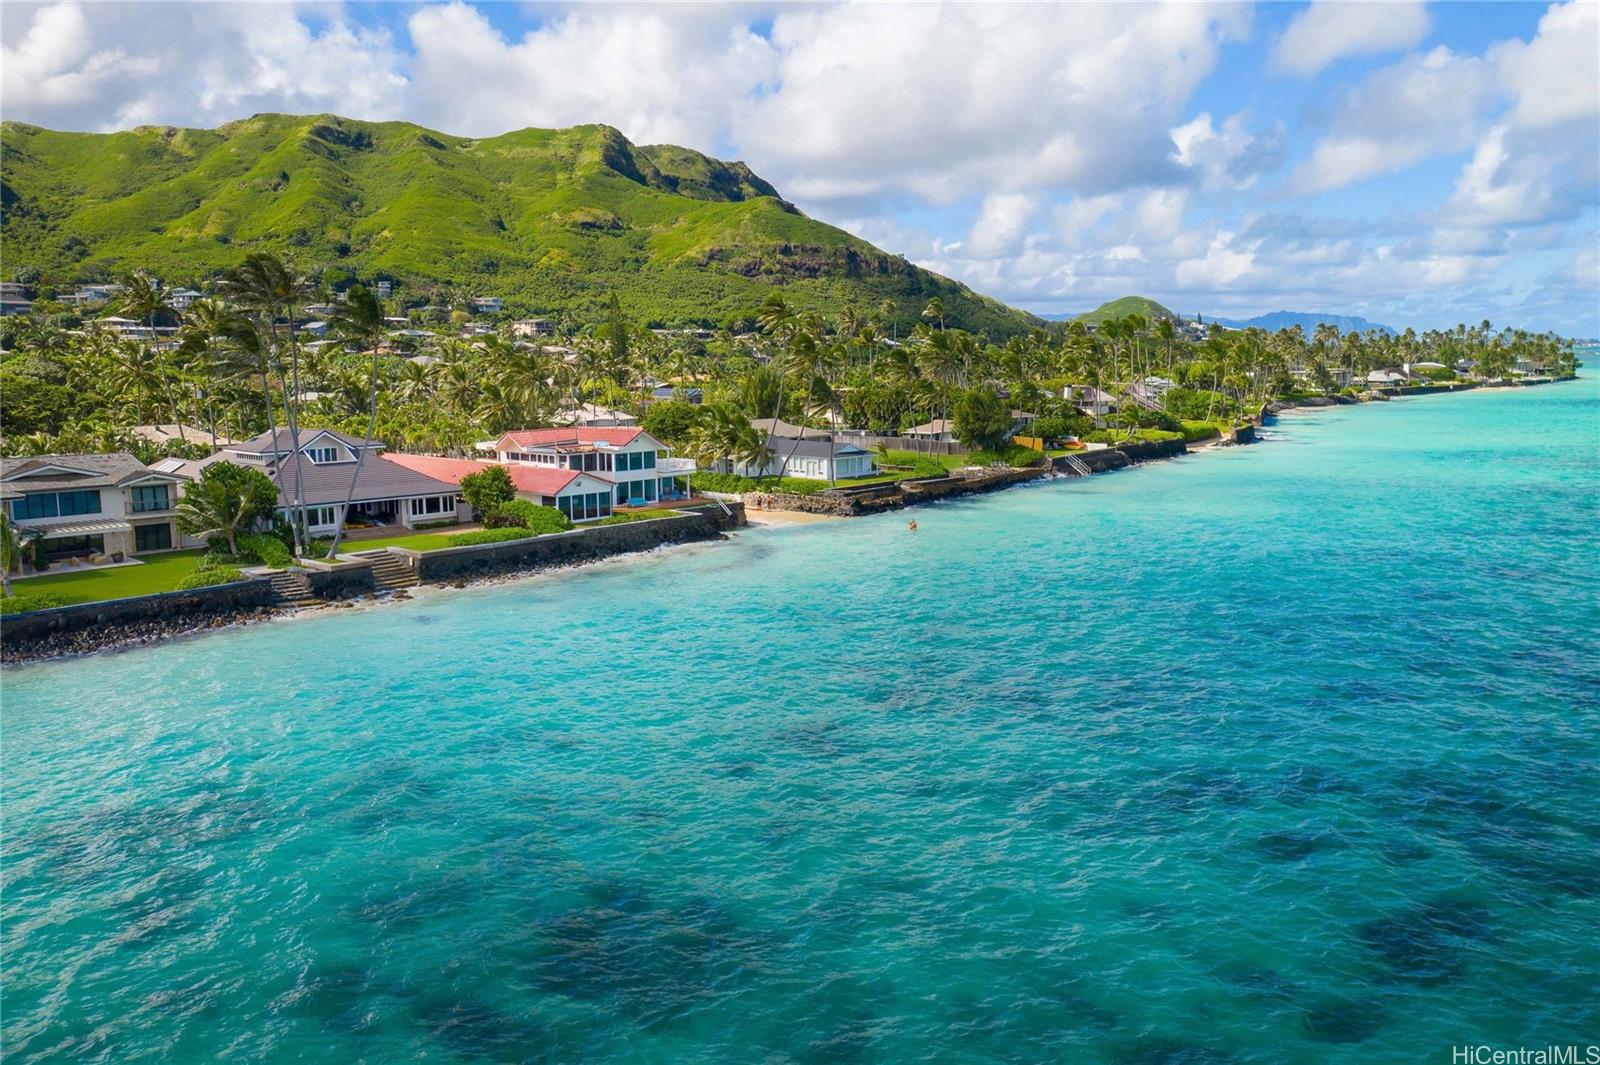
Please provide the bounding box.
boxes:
[384,454,609,496]
[498,427,645,448]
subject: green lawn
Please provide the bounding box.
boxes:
[9,549,213,606]
[331,530,469,554]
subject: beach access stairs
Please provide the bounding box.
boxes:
[265,569,321,607]
[353,550,419,592]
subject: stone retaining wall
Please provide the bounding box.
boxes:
[399,504,742,584]
[1,578,276,661]
[300,557,376,599]
[1052,438,1188,474]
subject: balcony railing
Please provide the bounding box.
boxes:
[656,457,697,475]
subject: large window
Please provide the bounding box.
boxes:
[134,523,172,551]
[11,493,58,520]
[306,446,339,464]
[557,491,612,521]
[10,490,101,519]
[408,495,455,517]
[643,451,656,469]
[58,490,101,515]
[130,484,170,512]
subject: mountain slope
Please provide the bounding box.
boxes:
[1073,296,1181,326]
[1,114,1038,335]
[1210,311,1396,336]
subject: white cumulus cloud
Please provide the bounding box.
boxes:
[1270,0,1432,77]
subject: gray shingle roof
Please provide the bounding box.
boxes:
[229,427,374,455]
[0,453,178,496]
[262,454,461,507]
[764,435,870,460]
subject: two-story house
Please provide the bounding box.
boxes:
[491,428,695,507]
[204,429,465,536]
[1,453,186,565]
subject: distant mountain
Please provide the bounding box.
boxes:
[1209,311,1396,336]
[1073,296,1181,326]
[0,114,1040,336]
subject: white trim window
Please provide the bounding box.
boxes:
[306,446,339,464]
[408,495,456,517]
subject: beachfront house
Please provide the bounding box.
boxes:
[1,453,187,565]
[1367,369,1407,387]
[492,427,696,507]
[733,436,877,481]
[384,454,620,522]
[1125,376,1176,411]
[206,429,464,536]
[1063,385,1118,417]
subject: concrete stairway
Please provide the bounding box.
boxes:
[353,550,418,591]
[266,569,320,607]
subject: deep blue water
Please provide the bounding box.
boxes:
[3,376,1598,1063]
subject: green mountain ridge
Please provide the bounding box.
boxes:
[0,113,1038,335]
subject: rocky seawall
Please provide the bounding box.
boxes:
[1,504,745,663]
[745,439,1193,518]
[1,579,279,663]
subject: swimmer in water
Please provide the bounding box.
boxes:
[907,519,918,532]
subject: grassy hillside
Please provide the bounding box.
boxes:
[1,114,1038,336]
[1074,296,1180,326]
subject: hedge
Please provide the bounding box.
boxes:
[0,591,67,614]
[1179,420,1223,442]
[486,500,573,534]
[237,532,292,568]
[444,527,545,547]
[176,564,246,590]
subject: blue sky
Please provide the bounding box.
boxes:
[3,1,1596,335]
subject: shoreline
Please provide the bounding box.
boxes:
[2,375,1581,666]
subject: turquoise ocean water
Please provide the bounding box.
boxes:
[3,375,1597,1063]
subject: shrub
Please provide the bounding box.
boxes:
[1179,420,1222,442]
[0,592,67,614]
[1032,413,1094,442]
[460,465,515,514]
[952,386,1013,450]
[176,563,245,590]
[445,527,544,547]
[485,499,573,533]
[237,531,292,567]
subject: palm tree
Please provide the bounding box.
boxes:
[922,296,946,332]
[0,513,23,595]
[114,271,187,441]
[323,284,386,559]
[222,252,316,554]
[177,298,252,448]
